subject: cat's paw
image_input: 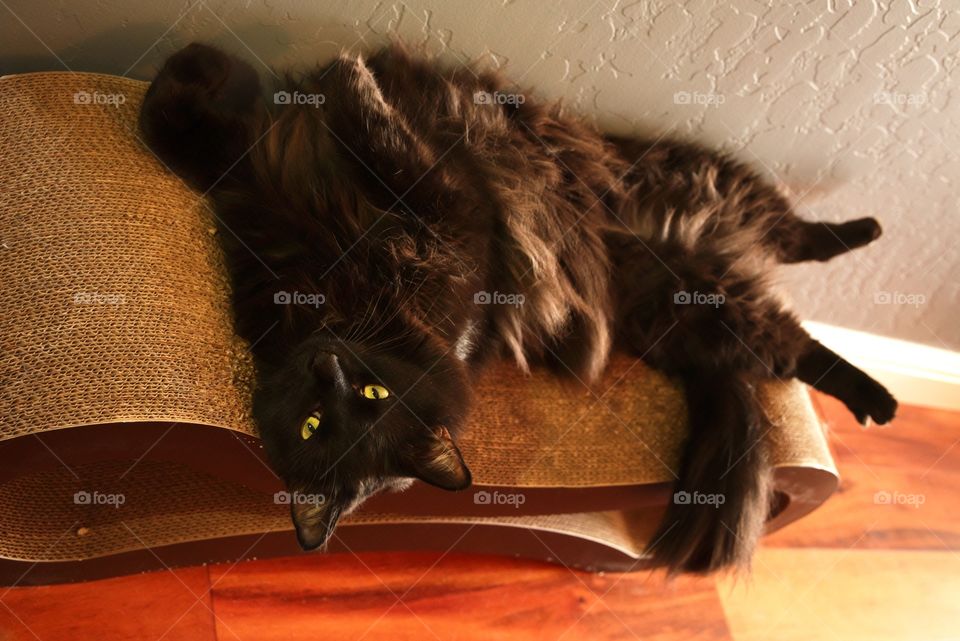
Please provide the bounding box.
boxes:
[846,375,898,426]
[160,43,235,89]
[837,217,883,251]
[140,43,263,191]
[147,43,260,117]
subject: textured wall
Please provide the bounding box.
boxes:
[2,0,957,350]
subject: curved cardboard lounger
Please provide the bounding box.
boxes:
[0,72,839,586]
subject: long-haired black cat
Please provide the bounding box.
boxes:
[140,42,897,573]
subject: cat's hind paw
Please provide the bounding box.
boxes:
[147,42,261,116]
[835,217,883,251]
[847,376,898,426]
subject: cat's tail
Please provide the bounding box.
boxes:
[646,368,773,574]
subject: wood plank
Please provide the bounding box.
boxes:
[764,393,960,550]
[718,548,960,641]
[0,566,215,641]
[208,551,731,641]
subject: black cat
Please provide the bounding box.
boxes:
[140,42,897,573]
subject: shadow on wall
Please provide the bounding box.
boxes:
[1,21,368,79]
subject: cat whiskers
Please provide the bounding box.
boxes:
[345,286,386,343]
[362,325,419,355]
[351,273,430,347]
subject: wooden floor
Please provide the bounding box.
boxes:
[2,392,958,641]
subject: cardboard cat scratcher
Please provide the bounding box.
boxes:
[0,72,839,586]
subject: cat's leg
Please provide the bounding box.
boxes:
[606,231,778,572]
[139,43,265,191]
[796,339,898,425]
[300,52,450,204]
[606,232,799,380]
[605,231,897,571]
[606,137,884,264]
[766,216,883,264]
[608,231,897,423]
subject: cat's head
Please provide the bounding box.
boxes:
[253,328,472,550]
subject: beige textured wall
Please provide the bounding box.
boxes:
[3,0,957,350]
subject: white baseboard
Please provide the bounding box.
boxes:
[803,321,960,412]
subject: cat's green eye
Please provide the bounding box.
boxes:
[361,384,390,400]
[301,414,321,440]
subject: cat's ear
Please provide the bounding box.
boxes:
[290,494,342,551]
[402,426,472,491]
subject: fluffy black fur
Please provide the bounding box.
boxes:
[140,42,897,572]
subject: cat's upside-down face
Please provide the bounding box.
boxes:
[253,330,473,549]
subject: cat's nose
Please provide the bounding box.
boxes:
[313,351,347,391]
